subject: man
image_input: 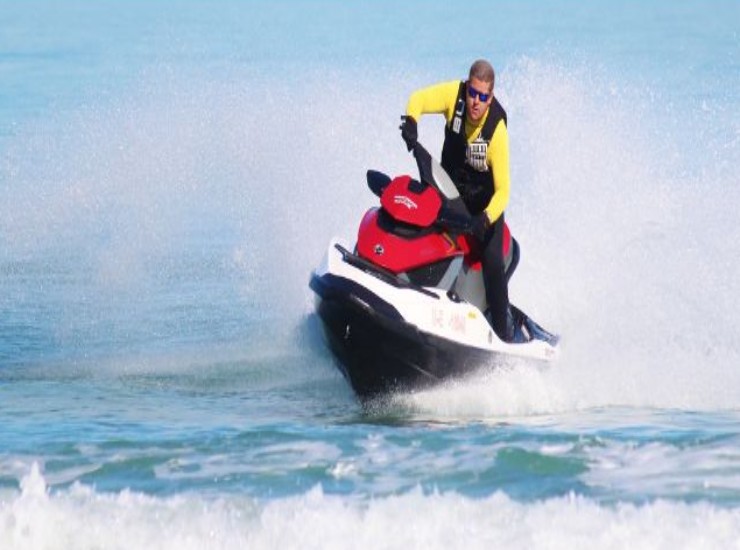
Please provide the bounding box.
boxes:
[400,59,513,342]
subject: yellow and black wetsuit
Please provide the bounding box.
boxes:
[406,80,513,341]
[405,80,510,224]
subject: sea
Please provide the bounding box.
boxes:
[1,1,739,548]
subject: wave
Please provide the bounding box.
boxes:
[2,464,739,550]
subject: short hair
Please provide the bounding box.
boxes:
[469,59,495,91]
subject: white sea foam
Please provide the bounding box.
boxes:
[2,465,740,550]
[582,435,740,499]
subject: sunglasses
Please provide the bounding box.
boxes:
[467,84,491,103]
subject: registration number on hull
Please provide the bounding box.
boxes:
[431,307,469,335]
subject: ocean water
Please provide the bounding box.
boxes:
[1,1,740,548]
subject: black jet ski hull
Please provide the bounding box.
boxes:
[310,272,494,399]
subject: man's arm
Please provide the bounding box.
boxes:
[483,119,510,223]
[405,80,461,123]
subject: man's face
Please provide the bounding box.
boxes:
[465,76,493,123]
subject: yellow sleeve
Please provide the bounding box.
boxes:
[405,80,461,123]
[483,119,510,223]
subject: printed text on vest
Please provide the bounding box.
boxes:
[466,136,488,172]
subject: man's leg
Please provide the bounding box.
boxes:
[481,216,511,341]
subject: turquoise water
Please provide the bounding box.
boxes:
[1,1,740,548]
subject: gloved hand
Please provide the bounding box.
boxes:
[471,212,491,242]
[399,116,417,151]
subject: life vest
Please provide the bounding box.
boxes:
[440,81,507,215]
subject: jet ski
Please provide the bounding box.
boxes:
[309,141,559,399]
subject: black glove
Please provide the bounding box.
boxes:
[471,212,491,242]
[400,116,417,151]
[438,209,474,234]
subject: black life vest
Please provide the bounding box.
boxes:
[440,81,507,215]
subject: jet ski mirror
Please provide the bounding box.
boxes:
[412,142,463,203]
[366,170,392,197]
[412,141,470,219]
